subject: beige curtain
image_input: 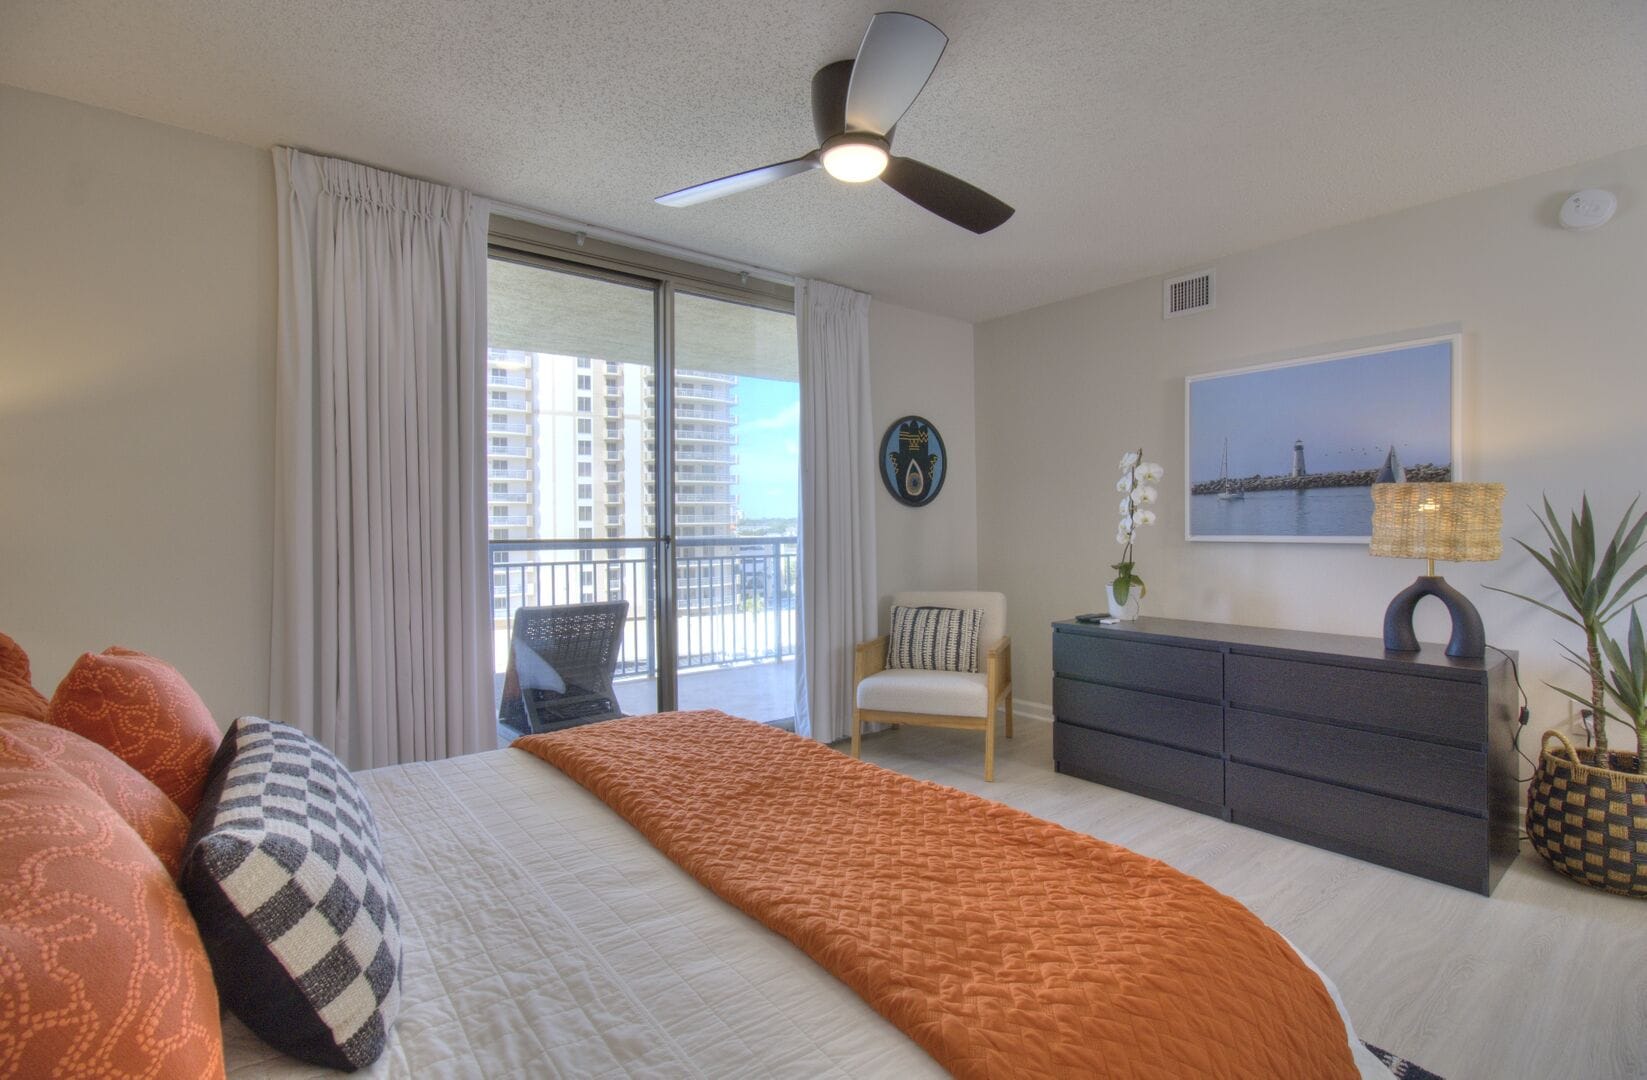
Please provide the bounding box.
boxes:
[794,278,877,744]
[271,148,492,769]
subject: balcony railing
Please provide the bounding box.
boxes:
[488,491,530,504]
[674,406,732,422]
[490,513,531,526]
[676,427,737,443]
[490,536,797,678]
[489,419,529,435]
[488,373,528,389]
[676,387,738,404]
[489,465,529,479]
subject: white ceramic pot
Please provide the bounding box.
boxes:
[1106,584,1141,621]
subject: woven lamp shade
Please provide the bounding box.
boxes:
[1370,482,1505,562]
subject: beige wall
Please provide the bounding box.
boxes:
[0,86,276,722]
[977,143,1647,740]
[870,299,979,626]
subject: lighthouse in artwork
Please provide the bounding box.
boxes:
[1291,439,1307,477]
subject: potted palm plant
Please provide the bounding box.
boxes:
[1490,496,1647,896]
[1597,611,1647,767]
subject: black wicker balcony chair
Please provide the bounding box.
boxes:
[498,601,630,735]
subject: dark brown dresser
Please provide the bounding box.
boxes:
[1052,617,1521,894]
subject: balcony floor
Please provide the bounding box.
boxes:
[494,658,795,747]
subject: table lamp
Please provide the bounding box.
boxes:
[1370,482,1505,659]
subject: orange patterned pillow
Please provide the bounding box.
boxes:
[48,647,222,817]
[0,715,191,878]
[0,739,225,1079]
[0,631,49,721]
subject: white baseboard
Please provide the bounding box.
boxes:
[1005,698,1052,724]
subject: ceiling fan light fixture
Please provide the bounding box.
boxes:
[654,13,1012,232]
[820,136,889,183]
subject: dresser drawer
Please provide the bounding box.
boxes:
[1227,709,1485,814]
[1053,632,1222,700]
[1054,678,1222,755]
[1226,653,1483,745]
[1227,762,1488,892]
[1054,722,1223,816]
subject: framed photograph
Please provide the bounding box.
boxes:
[1185,334,1461,543]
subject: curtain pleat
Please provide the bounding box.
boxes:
[793,279,877,744]
[272,147,491,769]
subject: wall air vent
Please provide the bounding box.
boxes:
[1164,269,1214,319]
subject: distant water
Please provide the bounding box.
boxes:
[1190,486,1373,538]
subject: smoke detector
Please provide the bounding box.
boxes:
[1560,189,1616,231]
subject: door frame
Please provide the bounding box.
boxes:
[486,231,795,715]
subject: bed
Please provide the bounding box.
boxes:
[223,736,1395,1079]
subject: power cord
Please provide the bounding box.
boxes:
[1484,643,1537,782]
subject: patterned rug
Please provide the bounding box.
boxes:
[1364,1042,1444,1079]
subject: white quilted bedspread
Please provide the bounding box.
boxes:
[224,747,1390,1079]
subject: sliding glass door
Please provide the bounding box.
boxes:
[672,292,799,724]
[484,252,798,742]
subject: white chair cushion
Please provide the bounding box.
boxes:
[855,669,989,718]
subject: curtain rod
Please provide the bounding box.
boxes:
[478,196,797,288]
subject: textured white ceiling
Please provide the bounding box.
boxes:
[4,1,1646,321]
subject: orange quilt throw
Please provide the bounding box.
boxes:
[517,711,1359,1080]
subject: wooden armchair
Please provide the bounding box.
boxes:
[851,591,1012,781]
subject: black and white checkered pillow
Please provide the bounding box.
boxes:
[886,605,984,673]
[181,717,402,1071]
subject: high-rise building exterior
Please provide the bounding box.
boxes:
[669,369,739,540]
[486,350,536,541]
[485,350,740,615]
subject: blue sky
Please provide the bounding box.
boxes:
[734,376,799,518]
[1188,341,1453,484]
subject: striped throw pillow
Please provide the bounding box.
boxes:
[887,605,984,673]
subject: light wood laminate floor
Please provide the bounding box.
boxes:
[852,717,1646,1080]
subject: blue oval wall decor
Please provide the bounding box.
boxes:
[879,415,947,507]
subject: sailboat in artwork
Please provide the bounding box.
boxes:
[1217,439,1245,500]
[1375,444,1406,484]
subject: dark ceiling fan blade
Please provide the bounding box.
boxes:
[844,12,947,136]
[810,59,854,145]
[881,156,1014,234]
[655,153,819,207]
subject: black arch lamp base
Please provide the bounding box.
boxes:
[1383,575,1486,660]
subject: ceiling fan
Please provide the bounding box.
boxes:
[655,12,1014,234]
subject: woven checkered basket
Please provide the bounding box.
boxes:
[1527,729,1647,898]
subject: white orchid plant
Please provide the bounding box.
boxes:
[1112,449,1164,606]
